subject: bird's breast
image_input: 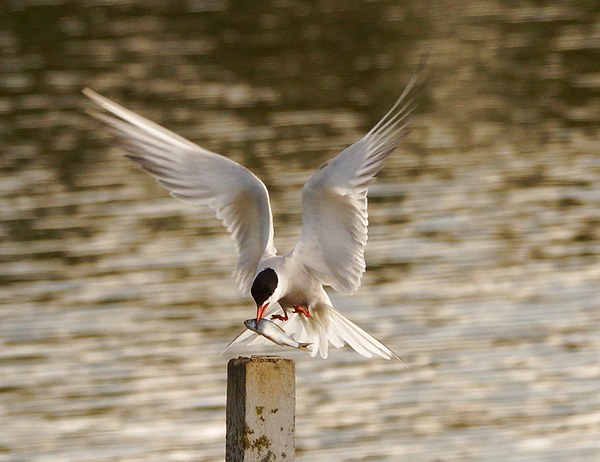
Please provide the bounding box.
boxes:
[279,278,326,310]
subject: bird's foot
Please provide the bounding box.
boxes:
[293,305,310,318]
[270,313,288,322]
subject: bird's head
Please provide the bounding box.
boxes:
[251,268,278,321]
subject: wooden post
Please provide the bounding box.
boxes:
[226,356,295,461]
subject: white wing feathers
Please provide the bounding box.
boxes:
[83,88,276,295]
[295,71,420,294]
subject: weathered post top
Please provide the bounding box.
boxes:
[226,356,295,462]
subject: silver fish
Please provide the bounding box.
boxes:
[244,318,311,351]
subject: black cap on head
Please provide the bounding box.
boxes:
[251,268,278,306]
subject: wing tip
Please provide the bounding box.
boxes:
[82,87,109,107]
[82,86,95,98]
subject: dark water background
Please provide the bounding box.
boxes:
[1,1,599,460]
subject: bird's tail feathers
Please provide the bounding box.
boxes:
[328,307,403,361]
[285,305,403,361]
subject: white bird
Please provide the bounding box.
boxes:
[84,64,422,360]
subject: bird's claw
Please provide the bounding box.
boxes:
[270,313,288,322]
[293,305,310,318]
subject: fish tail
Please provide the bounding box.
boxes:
[298,342,312,351]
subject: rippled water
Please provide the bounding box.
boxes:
[1,1,599,461]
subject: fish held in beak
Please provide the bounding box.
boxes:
[244,318,311,352]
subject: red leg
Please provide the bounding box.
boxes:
[293,305,311,318]
[271,312,288,322]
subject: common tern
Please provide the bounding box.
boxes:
[84,62,423,360]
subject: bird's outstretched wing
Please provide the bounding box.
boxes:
[293,66,423,294]
[83,89,276,294]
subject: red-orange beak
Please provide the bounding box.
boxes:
[256,302,269,321]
